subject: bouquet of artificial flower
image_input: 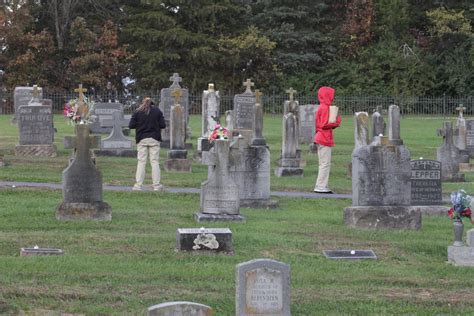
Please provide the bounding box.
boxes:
[63,96,95,125]
[448,190,473,223]
[208,124,229,142]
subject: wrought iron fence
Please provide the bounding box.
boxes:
[0,89,472,118]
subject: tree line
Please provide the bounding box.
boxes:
[1,0,473,96]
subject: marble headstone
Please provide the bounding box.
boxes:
[448,229,474,267]
[233,79,256,143]
[410,159,443,206]
[148,301,213,316]
[196,139,244,222]
[89,102,124,134]
[275,113,303,177]
[466,119,474,159]
[437,121,464,182]
[165,102,192,172]
[95,110,135,157]
[299,104,317,144]
[13,86,43,123]
[236,259,291,316]
[344,105,421,230]
[56,125,112,220]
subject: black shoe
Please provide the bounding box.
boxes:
[313,189,333,194]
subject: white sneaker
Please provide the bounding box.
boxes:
[153,184,165,192]
[313,187,333,194]
[132,184,142,191]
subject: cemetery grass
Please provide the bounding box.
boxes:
[1,114,473,194]
[2,188,474,314]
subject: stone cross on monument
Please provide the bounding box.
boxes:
[64,126,100,162]
[286,87,296,102]
[208,83,215,92]
[74,84,88,117]
[31,85,40,100]
[243,79,254,93]
[100,110,130,144]
[169,73,182,88]
[171,89,183,105]
[456,105,466,118]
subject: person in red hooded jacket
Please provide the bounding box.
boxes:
[313,86,341,193]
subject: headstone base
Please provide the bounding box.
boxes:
[343,206,422,230]
[94,149,137,157]
[442,173,465,182]
[413,205,450,216]
[448,245,474,266]
[240,199,279,209]
[148,301,213,316]
[459,163,474,172]
[164,159,192,172]
[15,145,57,157]
[194,212,245,222]
[176,228,234,254]
[274,167,304,177]
[56,202,112,221]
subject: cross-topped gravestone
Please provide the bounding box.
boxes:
[196,139,243,222]
[159,72,190,145]
[233,79,257,143]
[74,84,87,101]
[456,105,466,118]
[243,78,254,93]
[286,87,296,101]
[437,121,464,182]
[95,110,134,156]
[57,124,112,220]
[171,88,183,104]
[31,85,41,102]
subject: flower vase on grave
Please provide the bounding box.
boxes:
[453,220,464,247]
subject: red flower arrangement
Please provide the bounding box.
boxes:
[208,124,229,142]
[448,190,473,224]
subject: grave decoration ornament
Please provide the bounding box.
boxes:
[208,117,229,142]
[63,84,96,125]
[448,190,473,247]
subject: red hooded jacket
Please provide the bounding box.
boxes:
[314,86,341,147]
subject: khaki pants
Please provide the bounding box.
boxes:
[315,144,332,190]
[135,138,161,188]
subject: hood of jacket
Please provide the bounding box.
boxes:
[318,86,335,107]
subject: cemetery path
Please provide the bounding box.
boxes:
[0,180,351,200]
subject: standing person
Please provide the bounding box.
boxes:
[313,86,341,194]
[129,97,166,191]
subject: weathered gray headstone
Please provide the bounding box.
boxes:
[195,139,244,222]
[15,101,56,157]
[275,113,303,177]
[372,109,385,137]
[230,136,277,209]
[94,110,135,157]
[148,301,213,316]
[299,104,317,144]
[89,102,124,134]
[176,228,233,254]
[196,84,220,161]
[344,105,421,230]
[437,121,465,182]
[355,112,369,148]
[56,124,112,220]
[13,86,43,123]
[236,259,291,316]
[233,79,256,143]
[466,119,474,159]
[251,90,266,146]
[165,94,191,172]
[226,110,234,137]
[410,159,443,207]
[448,228,474,267]
[159,73,190,144]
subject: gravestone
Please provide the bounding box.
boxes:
[12,86,43,123]
[148,301,213,316]
[465,119,474,159]
[195,84,220,161]
[344,105,421,230]
[89,102,124,134]
[236,259,291,316]
[251,89,266,146]
[15,86,56,157]
[165,90,192,172]
[275,113,303,177]
[372,109,385,137]
[230,136,277,209]
[56,124,112,220]
[437,121,465,182]
[454,106,472,171]
[299,104,317,144]
[448,228,474,267]
[94,110,135,157]
[283,88,303,165]
[176,227,233,254]
[159,73,190,145]
[233,79,256,143]
[410,159,449,216]
[226,110,234,137]
[195,139,244,222]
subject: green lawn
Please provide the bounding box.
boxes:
[1,114,474,314]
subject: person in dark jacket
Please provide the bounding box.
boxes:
[129,97,166,191]
[313,86,341,194]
